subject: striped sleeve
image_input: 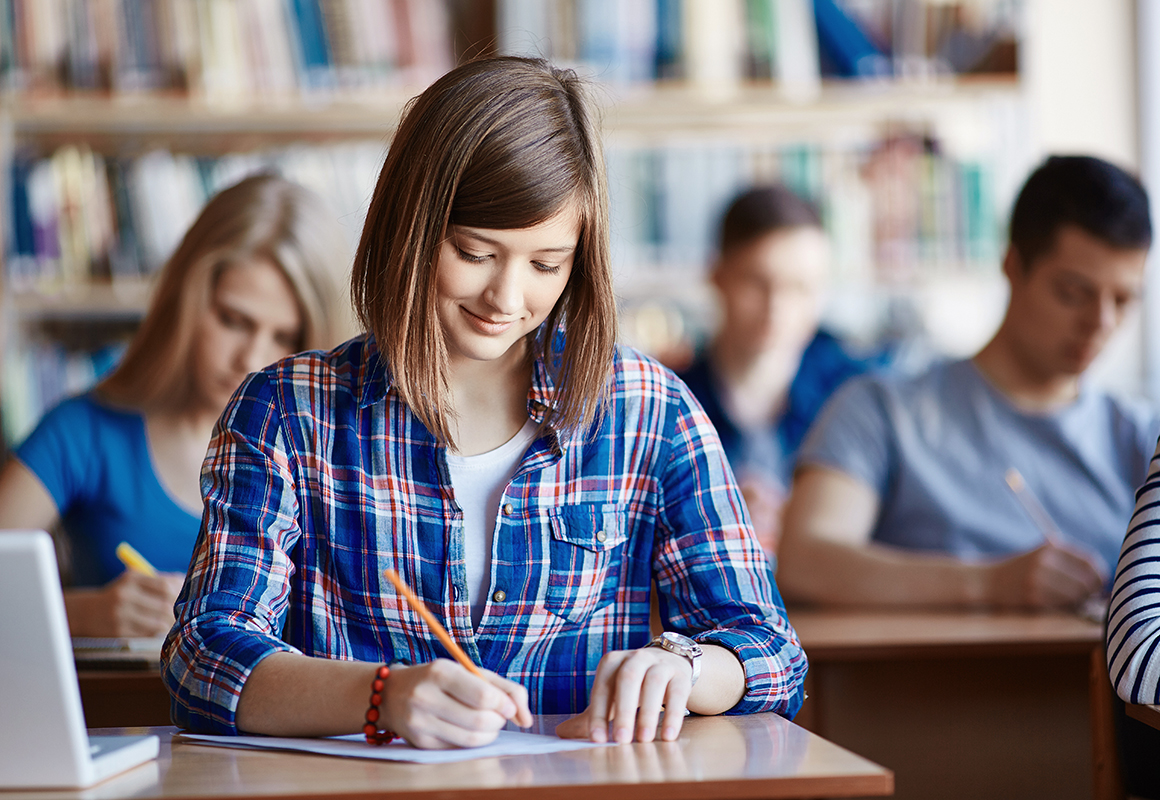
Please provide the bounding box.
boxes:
[1107,435,1160,702]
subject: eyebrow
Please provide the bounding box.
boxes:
[454,229,577,254]
[216,298,302,332]
[1056,268,1143,296]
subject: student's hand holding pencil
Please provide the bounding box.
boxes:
[380,660,532,749]
[78,541,185,637]
[379,569,531,749]
[997,470,1108,610]
[64,542,185,637]
[68,568,184,637]
[986,540,1107,610]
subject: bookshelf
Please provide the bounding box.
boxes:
[0,0,1028,444]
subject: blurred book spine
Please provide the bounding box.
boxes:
[5,142,383,292]
[496,0,1018,88]
[0,0,455,99]
[606,135,1000,284]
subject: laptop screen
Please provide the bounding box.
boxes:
[0,530,95,786]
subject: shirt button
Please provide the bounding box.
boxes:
[502,503,513,516]
[492,589,507,603]
[595,530,607,543]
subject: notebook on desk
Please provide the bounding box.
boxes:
[73,635,165,670]
[0,530,159,788]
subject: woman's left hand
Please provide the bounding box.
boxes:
[556,646,693,744]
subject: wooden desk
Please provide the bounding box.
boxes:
[1126,702,1160,731]
[0,715,892,800]
[791,608,1115,800]
[77,669,171,728]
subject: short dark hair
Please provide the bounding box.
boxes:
[1009,155,1152,268]
[718,184,822,255]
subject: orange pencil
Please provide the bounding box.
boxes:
[383,568,484,677]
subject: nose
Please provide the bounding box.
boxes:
[1099,295,1120,333]
[483,262,523,316]
[1083,294,1120,337]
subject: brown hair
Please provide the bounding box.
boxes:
[99,173,350,411]
[352,56,616,447]
[718,184,822,257]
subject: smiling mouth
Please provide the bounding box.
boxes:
[462,307,516,335]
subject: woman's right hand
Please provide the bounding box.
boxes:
[66,571,185,637]
[382,659,532,749]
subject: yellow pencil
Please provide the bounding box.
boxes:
[383,568,483,677]
[115,541,158,577]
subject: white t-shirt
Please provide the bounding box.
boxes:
[446,419,540,628]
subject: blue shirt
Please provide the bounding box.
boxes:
[679,330,872,490]
[799,358,1160,574]
[162,334,807,733]
[16,394,203,585]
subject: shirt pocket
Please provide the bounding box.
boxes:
[546,504,629,624]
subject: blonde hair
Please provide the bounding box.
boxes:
[352,57,617,447]
[100,173,350,411]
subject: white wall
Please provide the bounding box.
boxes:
[1024,0,1138,168]
[1023,0,1145,398]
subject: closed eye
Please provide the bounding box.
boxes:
[217,307,250,330]
[456,247,489,264]
[533,261,561,274]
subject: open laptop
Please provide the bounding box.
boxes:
[0,530,159,788]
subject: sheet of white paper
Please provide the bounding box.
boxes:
[176,730,612,763]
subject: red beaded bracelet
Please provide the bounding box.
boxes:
[363,664,397,745]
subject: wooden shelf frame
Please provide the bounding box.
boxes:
[0,75,1021,149]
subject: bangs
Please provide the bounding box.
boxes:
[448,86,591,231]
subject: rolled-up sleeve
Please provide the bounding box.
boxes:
[162,371,303,733]
[654,382,807,718]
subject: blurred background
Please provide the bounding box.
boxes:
[0,0,1149,448]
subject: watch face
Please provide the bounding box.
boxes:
[660,631,702,655]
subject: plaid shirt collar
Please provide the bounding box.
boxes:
[355,333,561,428]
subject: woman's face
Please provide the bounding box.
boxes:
[435,204,579,369]
[191,257,304,413]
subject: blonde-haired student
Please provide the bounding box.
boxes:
[0,174,350,638]
[163,56,806,750]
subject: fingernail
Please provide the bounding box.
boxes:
[663,727,678,741]
[615,727,631,743]
[591,727,607,743]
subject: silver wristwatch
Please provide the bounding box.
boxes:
[646,631,703,686]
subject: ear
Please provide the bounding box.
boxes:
[709,259,727,290]
[1001,246,1023,283]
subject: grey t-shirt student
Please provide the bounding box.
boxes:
[797,358,1160,574]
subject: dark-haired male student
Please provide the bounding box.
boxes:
[679,184,875,560]
[778,155,1160,610]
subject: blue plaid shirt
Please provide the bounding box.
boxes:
[162,334,807,732]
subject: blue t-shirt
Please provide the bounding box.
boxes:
[679,330,873,490]
[15,394,203,586]
[798,358,1160,574]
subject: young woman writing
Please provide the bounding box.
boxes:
[163,57,806,748]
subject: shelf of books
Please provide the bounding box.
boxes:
[0,0,1026,445]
